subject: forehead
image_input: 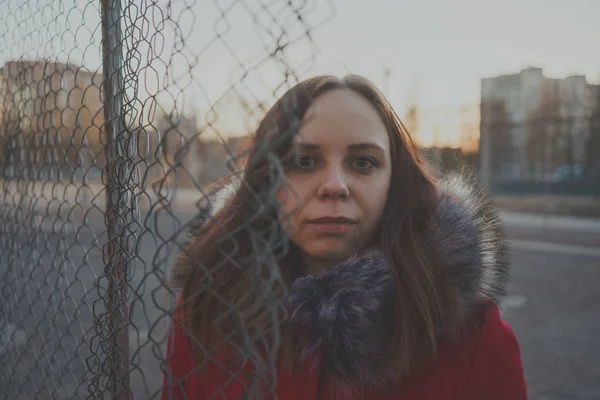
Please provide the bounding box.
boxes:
[295,89,389,150]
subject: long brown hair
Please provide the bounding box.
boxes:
[175,74,452,376]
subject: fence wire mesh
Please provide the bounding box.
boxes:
[0,0,334,398]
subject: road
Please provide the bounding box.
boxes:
[1,208,599,399]
[505,241,600,400]
[502,213,600,400]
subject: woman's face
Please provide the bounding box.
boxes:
[276,88,392,269]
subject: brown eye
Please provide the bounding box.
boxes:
[351,157,378,172]
[289,155,318,171]
[298,156,317,168]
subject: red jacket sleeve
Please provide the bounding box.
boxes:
[160,297,192,400]
[466,303,528,400]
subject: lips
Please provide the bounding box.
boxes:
[306,217,357,233]
[308,217,357,224]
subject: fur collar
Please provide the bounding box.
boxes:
[171,173,510,392]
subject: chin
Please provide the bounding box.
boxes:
[303,241,355,265]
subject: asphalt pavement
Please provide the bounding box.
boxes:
[1,209,599,399]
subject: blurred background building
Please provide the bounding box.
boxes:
[479,67,600,192]
[0,60,104,180]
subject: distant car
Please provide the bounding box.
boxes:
[555,164,583,180]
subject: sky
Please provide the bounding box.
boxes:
[1,0,599,147]
[318,0,600,109]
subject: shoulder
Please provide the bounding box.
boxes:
[478,302,522,354]
[464,302,528,399]
[387,303,526,399]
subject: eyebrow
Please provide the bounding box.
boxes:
[294,142,386,152]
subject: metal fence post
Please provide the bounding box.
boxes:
[101,0,131,398]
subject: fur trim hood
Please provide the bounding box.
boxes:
[171,173,510,391]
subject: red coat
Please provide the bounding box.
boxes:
[160,302,526,400]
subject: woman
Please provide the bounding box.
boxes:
[161,75,527,399]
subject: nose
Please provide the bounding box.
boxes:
[317,166,350,199]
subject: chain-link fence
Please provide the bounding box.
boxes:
[0,0,333,398]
